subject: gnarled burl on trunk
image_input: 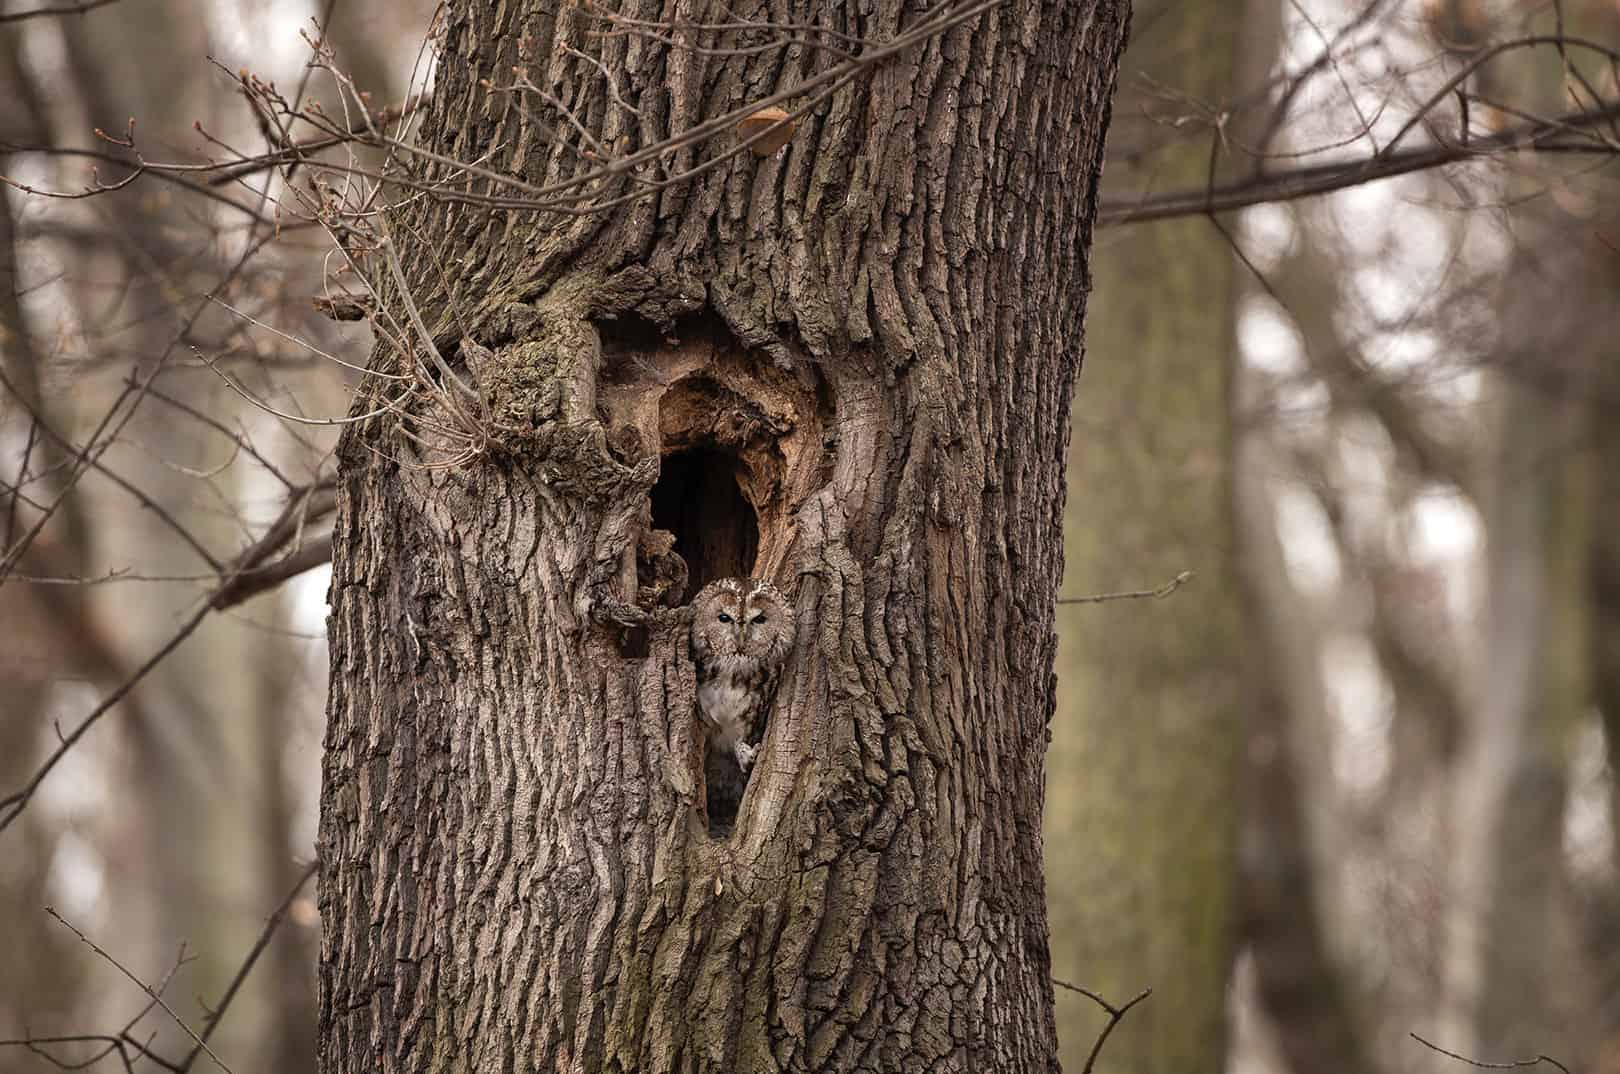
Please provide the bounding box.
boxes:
[317,0,1129,1070]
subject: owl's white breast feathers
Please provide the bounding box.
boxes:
[696,656,763,750]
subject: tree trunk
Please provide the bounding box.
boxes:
[316,1,1129,1071]
[1436,4,1610,1053]
[0,25,91,1040]
[1045,1,1256,1069]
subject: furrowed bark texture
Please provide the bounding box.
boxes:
[317,1,1127,1071]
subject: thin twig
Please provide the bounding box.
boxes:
[4,416,39,549]
[0,223,284,587]
[1411,1033,1572,1074]
[1052,979,1153,1074]
[0,478,336,834]
[44,910,234,1074]
[1099,99,1620,228]
[0,0,122,25]
[1056,571,1193,605]
[180,862,318,1071]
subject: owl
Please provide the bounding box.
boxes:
[689,577,796,774]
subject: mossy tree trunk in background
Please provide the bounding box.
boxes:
[1045,3,1261,1071]
[315,1,1129,1071]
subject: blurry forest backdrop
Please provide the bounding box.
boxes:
[2,0,1618,1072]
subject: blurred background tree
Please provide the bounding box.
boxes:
[1046,0,1266,1068]
[1,0,1618,1071]
[1051,1,1620,1072]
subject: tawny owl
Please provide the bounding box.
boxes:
[689,577,796,773]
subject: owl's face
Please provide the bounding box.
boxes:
[690,577,795,666]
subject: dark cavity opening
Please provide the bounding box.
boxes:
[651,448,760,837]
[649,448,758,596]
[619,625,649,660]
[704,752,746,838]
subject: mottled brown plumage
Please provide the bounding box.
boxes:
[690,577,795,823]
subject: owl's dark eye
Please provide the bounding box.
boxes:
[752,612,767,624]
[717,613,733,624]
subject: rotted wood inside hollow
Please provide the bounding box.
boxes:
[596,324,825,608]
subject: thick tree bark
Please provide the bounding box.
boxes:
[317,1,1128,1071]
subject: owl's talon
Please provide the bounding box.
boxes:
[734,742,757,771]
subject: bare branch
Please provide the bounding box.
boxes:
[1052,980,1153,1074]
[1410,1033,1573,1074]
[180,862,318,1072]
[0,0,122,25]
[44,910,233,1074]
[1056,571,1194,605]
[0,478,337,835]
[1099,99,1620,228]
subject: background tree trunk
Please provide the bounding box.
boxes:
[0,23,90,1039]
[1045,1,1268,1068]
[1436,4,1612,1053]
[316,1,1129,1071]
